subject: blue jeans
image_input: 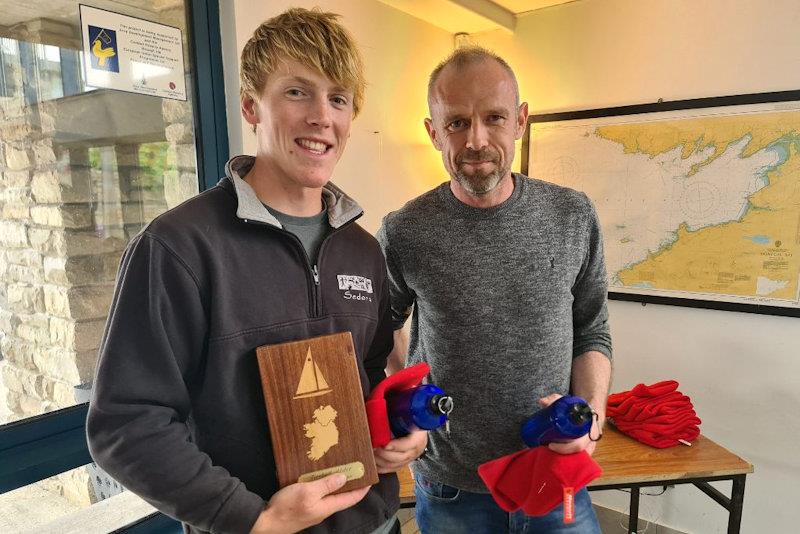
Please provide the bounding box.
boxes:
[414,473,601,534]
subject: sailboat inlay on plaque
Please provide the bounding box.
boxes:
[294,347,333,399]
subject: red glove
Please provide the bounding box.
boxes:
[611,392,693,421]
[607,380,678,413]
[365,363,430,448]
[630,380,680,398]
[478,448,602,516]
[617,422,701,448]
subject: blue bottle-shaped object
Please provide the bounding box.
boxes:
[521,395,594,447]
[387,384,453,437]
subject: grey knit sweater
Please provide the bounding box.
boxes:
[376,173,612,492]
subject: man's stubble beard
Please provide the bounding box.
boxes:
[453,151,510,195]
[455,167,504,195]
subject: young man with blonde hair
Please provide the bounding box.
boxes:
[88,8,419,534]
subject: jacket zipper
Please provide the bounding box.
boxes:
[311,226,346,317]
[305,216,363,316]
[242,217,354,318]
[288,232,320,317]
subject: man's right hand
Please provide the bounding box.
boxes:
[249,474,370,534]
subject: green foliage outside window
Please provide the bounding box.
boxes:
[87,142,170,192]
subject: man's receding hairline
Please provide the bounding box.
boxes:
[428,57,520,110]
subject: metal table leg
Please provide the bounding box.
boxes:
[628,486,640,533]
[727,475,746,534]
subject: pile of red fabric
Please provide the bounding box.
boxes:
[607,380,701,448]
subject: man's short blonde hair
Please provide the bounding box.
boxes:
[240,7,366,116]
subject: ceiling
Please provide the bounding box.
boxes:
[0,0,575,43]
[377,0,576,33]
[493,0,574,13]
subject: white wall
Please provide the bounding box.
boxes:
[473,1,800,532]
[219,0,452,233]
[220,0,800,532]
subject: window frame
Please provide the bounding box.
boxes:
[0,0,228,530]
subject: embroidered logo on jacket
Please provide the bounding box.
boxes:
[337,274,373,302]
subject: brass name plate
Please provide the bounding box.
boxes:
[298,461,366,483]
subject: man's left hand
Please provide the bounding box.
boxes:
[537,393,601,456]
[373,430,428,473]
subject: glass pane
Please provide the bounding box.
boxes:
[0,465,156,533]
[0,0,199,522]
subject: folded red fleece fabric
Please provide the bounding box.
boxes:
[478,448,602,516]
[366,363,430,448]
[607,380,701,448]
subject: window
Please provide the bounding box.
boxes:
[0,1,227,530]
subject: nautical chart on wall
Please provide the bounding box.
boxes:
[522,91,800,316]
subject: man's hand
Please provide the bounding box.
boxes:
[373,430,428,473]
[249,474,370,534]
[537,393,601,456]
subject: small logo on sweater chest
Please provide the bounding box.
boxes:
[337,274,373,302]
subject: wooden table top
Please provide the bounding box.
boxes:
[398,464,415,504]
[590,426,753,485]
[397,427,752,501]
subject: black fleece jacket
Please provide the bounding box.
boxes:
[87,156,398,534]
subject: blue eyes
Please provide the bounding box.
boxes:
[285,89,348,108]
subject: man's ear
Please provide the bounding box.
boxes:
[424,118,442,151]
[241,93,259,129]
[515,102,529,140]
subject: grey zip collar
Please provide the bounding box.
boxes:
[224,155,363,229]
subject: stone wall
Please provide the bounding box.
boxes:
[0,97,121,425]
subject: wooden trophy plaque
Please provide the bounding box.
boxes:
[256,332,378,493]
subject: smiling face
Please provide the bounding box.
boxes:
[241,58,354,192]
[425,58,528,204]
